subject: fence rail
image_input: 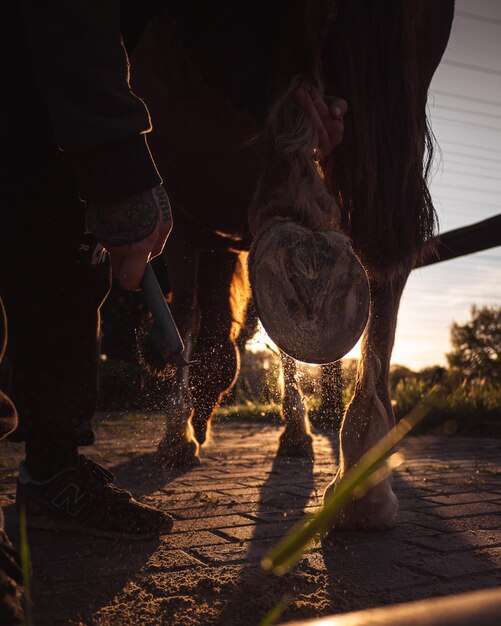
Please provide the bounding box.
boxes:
[418,213,501,267]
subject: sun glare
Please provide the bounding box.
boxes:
[245,321,278,354]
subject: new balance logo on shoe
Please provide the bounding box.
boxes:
[51,483,89,516]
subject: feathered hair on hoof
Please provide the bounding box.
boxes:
[248,75,341,238]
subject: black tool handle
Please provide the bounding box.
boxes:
[140,263,184,358]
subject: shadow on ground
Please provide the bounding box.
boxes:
[109,450,199,497]
[1,424,500,625]
[215,453,315,625]
[4,504,160,626]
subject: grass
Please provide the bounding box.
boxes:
[215,402,282,424]
[393,379,501,435]
[18,508,32,626]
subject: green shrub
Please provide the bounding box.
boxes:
[392,377,428,418]
[393,376,501,435]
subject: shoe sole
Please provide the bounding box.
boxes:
[25,514,174,540]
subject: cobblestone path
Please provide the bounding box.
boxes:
[1,414,500,625]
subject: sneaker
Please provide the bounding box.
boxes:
[16,455,173,540]
[0,528,23,625]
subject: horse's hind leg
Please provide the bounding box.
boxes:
[324,273,409,529]
[156,231,201,467]
[277,354,314,458]
[189,251,250,446]
[308,361,344,432]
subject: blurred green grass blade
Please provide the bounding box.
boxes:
[262,385,444,575]
[19,507,33,626]
[258,595,292,626]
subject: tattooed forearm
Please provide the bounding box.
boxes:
[152,185,172,225]
[86,186,172,248]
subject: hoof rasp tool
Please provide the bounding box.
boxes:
[139,263,191,368]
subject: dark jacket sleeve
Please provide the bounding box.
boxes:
[19,0,161,202]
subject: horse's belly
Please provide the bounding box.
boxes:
[130,18,263,236]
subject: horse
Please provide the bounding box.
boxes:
[128,0,454,530]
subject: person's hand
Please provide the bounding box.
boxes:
[86,185,173,290]
[294,84,348,160]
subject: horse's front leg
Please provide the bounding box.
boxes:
[277,353,314,458]
[324,273,409,529]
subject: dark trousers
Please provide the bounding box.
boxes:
[1,4,111,451]
[0,155,111,449]
[0,299,17,441]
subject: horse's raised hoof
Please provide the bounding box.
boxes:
[277,430,314,459]
[323,472,398,531]
[157,436,201,468]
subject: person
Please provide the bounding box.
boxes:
[0,0,353,620]
[0,3,177,621]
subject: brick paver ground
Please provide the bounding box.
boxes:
[1,413,500,625]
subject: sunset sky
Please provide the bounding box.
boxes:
[390,0,501,369]
[251,0,501,371]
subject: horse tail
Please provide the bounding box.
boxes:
[321,0,454,278]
